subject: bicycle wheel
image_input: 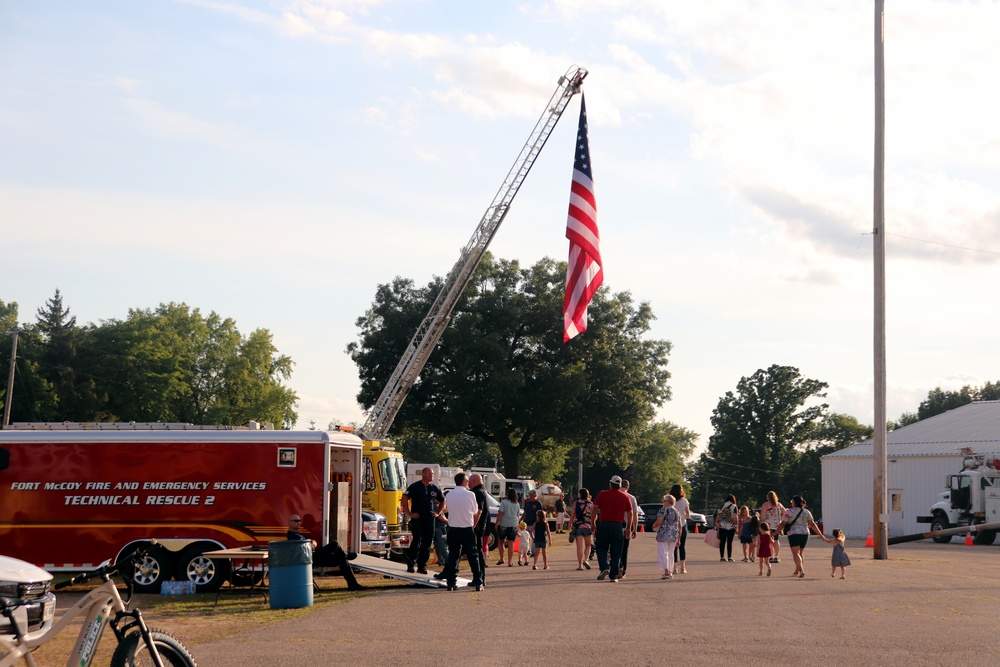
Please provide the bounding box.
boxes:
[110,629,198,667]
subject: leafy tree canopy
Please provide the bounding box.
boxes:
[348,254,672,477]
[692,364,829,512]
[892,382,1000,428]
[2,294,298,428]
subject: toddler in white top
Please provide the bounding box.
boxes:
[516,522,531,566]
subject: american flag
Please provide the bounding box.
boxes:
[563,93,602,343]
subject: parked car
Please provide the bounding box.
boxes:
[0,555,55,641]
[687,511,708,533]
[635,505,645,530]
[639,503,660,532]
[360,510,390,558]
[639,503,708,533]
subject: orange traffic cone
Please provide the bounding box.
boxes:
[965,531,974,546]
[693,524,699,534]
[639,522,645,533]
[513,539,519,552]
[865,526,874,547]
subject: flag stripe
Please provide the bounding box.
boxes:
[563,93,602,344]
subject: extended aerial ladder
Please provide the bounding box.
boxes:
[359,65,588,441]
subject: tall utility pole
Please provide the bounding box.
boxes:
[3,327,18,428]
[872,0,888,560]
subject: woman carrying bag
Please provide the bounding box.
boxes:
[714,494,739,561]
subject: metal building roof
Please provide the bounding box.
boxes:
[824,400,1000,459]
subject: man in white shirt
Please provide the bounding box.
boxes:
[440,472,483,591]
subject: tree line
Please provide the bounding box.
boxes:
[347,252,998,510]
[1,291,298,428]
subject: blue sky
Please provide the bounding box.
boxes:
[4,1,1000,452]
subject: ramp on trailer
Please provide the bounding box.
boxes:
[349,554,472,589]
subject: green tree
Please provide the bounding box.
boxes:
[598,420,697,504]
[894,381,1000,427]
[34,290,105,419]
[785,412,873,516]
[694,365,828,511]
[92,303,297,426]
[348,254,672,477]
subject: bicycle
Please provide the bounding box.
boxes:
[0,543,197,667]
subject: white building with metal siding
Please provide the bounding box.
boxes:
[821,401,1000,538]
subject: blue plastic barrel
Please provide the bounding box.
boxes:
[268,540,313,609]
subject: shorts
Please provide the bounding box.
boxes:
[533,540,547,550]
[739,535,755,544]
[498,526,517,541]
[787,534,809,548]
[573,526,593,537]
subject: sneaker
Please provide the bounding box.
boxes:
[582,561,591,570]
[661,573,670,580]
[597,569,609,581]
[610,578,619,583]
[680,568,687,574]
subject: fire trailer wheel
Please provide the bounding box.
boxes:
[131,545,173,593]
[175,547,230,592]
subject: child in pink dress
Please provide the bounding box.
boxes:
[757,522,774,577]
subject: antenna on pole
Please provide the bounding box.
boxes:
[3,327,18,428]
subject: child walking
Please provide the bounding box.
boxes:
[822,528,851,578]
[516,522,531,566]
[738,506,755,562]
[757,522,774,576]
[532,509,551,570]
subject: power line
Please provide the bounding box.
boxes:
[704,455,788,476]
[887,232,1000,257]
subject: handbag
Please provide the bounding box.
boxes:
[784,508,804,535]
[703,527,720,548]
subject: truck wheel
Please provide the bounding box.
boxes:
[175,547,229,592]
[930,516,953,543]
[110,628,198,667]
[486,525,498,552]
[131,545,173,594]
[973,529,997,546]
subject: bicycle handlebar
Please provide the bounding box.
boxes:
[52,539,158,590]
